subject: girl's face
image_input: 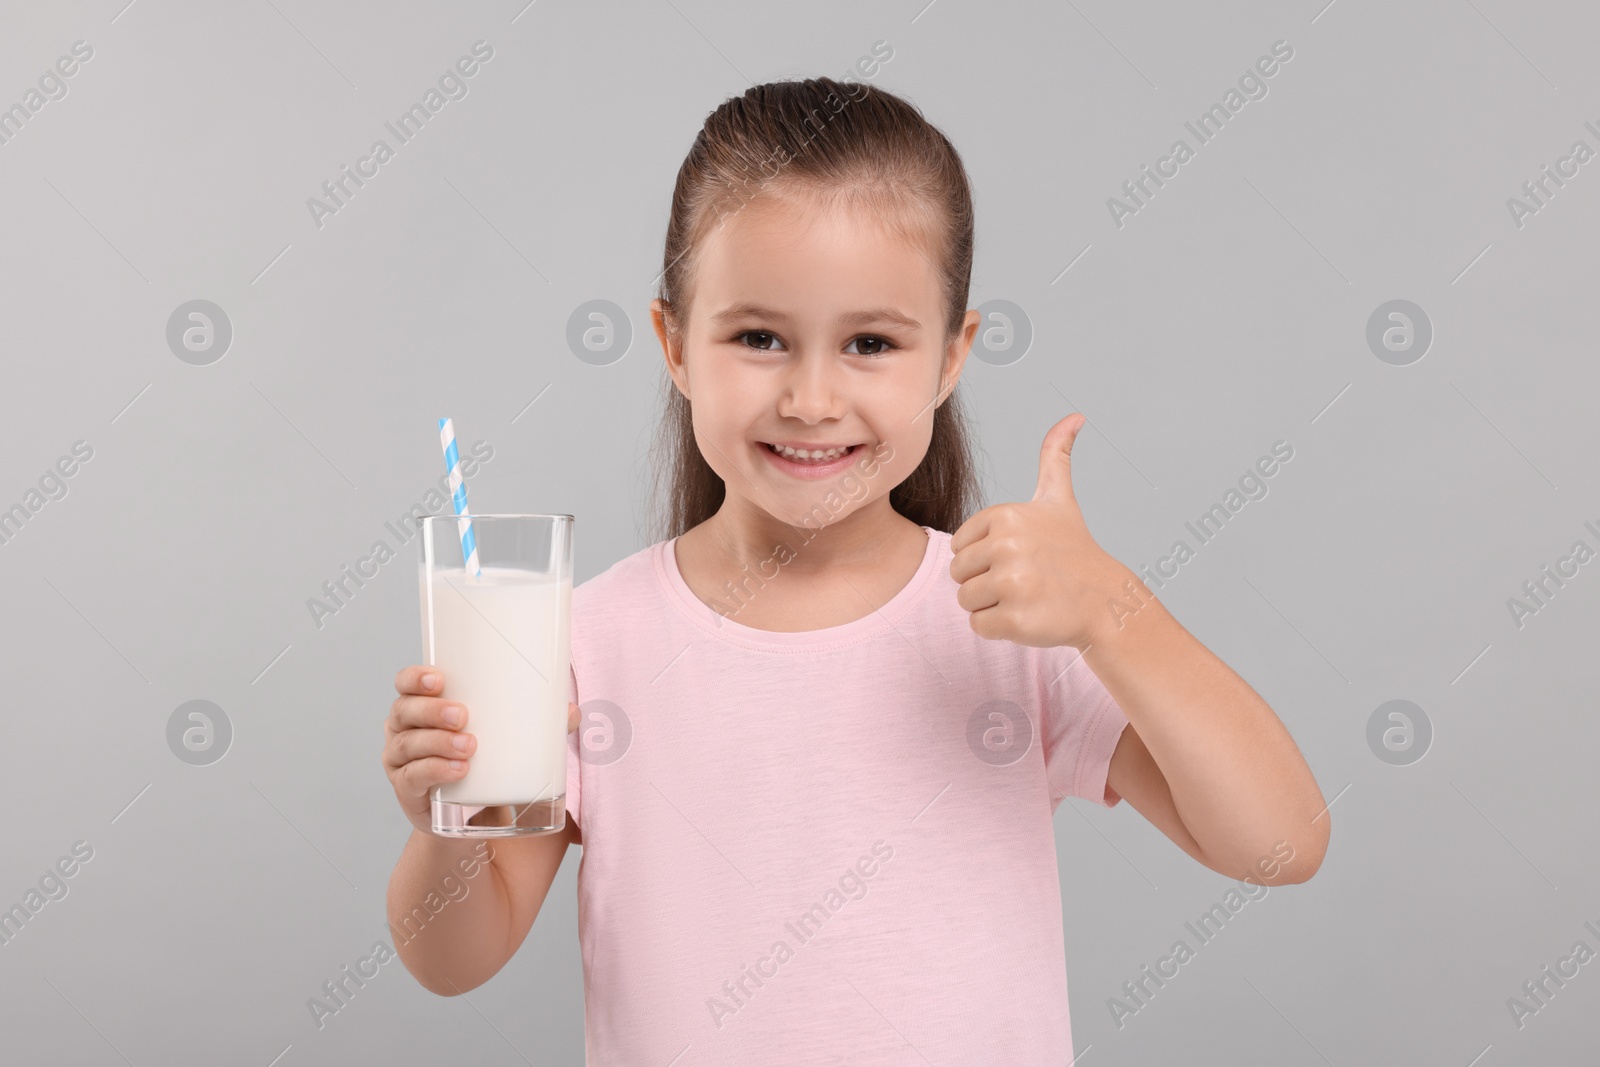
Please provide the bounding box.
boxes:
[654,192,979,532]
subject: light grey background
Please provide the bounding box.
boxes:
[2,0,1596,1063]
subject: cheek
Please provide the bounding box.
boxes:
[876,407,935,481]
[689,417,736,482]
[692,356,759,428]
[687,383,759,482]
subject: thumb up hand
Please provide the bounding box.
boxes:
[949,414,1136,649]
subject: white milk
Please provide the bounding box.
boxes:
[422,565,570,807]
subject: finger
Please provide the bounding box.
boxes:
[966,603,1005,641]
[394,665,445,697]
[385,727,475,771]
[955,572,1001,615]
[399,754,469,795]
[948,538,995,585]
[1032,413,1086,505]
[388,695,465,733]
[568,702,580,733]
[949,508,993,555]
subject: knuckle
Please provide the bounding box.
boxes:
[402,729,436,761]
[399,759,424,790]
[396,695,437,729]
[404,756,440,790]
[394,729,417,761]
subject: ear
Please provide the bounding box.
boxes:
[652,298,690,401]
[936,308,981,407]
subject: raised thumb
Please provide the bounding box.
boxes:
[1031,413,1086,503]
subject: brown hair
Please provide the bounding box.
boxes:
[648,76,984,542]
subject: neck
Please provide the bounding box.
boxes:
[701,495,917,576]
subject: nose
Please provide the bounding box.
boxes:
[776,350,848,424]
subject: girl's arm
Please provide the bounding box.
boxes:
[1090,597,1328,884]
[950,413,1329,883]
[388,818,580,995]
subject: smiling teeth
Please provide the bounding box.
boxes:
[768,443,851,461]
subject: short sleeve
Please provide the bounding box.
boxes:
[565,661,581,827]
[1036,645,1131,812]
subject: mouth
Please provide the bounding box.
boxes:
[757,441,863,478]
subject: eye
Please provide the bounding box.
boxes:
[847,335,897,358]
[734,330,784,351]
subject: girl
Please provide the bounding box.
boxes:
[383,77,1327,1063]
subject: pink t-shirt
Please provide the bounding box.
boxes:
[562,525,1131,1064]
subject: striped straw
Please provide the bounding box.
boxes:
[437,418,481,579]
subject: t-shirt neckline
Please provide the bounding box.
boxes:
[656,525,941,651]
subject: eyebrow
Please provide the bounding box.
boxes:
[709,303,922,331]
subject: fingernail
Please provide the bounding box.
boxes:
[421,672,440,691]
[442,705,463,727]
[448,759,465,771]
[452,733,470,751]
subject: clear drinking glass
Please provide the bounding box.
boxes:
[419,514,573,837]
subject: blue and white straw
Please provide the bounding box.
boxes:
[437,418,480,579]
